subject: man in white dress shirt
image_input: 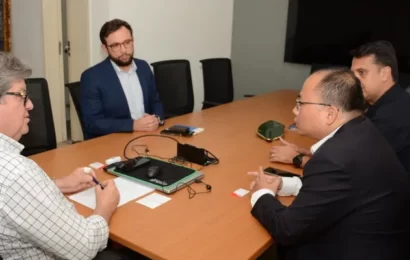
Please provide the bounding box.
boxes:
[0,52,124,260]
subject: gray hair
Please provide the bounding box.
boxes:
[314,68,366,112]
[0,52,32,97]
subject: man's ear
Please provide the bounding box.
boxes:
[326,106,338,125]
[101,44,108,54]
[381,66,392,82]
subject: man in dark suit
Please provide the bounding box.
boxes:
[81,19,164,140]
[249,68,410,260]
[269,41,410,173]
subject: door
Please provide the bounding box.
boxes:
[62,0,90,141]
[41,0,66,143]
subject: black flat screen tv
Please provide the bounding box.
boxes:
[284,0,410,73]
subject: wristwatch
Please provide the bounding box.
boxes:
[155,115,165,126]
[292,153,305,168]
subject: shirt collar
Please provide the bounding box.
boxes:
[310,126,342,154]
[0,133,24,154]
[110,59,137,75]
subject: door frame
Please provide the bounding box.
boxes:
[41,0,66,143]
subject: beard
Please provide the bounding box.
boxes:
[109,52,133,67]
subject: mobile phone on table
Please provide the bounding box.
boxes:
[263,167,300,178]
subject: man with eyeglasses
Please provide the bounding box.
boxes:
[269,41,410,197]
[81,19,164,140]
[0,52,149,259]
[248,68,410,260]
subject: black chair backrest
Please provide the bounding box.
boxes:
[200,58,234,109]
[150,59,194,118]
[398,73,410,90]
[65,81,85,136]
[20,78,56,156]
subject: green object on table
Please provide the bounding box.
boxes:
[257,120,285,142]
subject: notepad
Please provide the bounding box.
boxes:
[68,177,154,209]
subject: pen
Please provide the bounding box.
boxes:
[91,176,105,190]
[84,167,104,190]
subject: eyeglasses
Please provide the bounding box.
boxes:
[106,39,133,52]
[5,90,29,105]
[295,98,331,111]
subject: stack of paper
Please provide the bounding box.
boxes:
[68,177,154,209]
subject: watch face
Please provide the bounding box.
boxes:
[293,155,303,167]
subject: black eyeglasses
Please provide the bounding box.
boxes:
[5,90,29,105]
[295,98,331,111]
[106,39,134,52]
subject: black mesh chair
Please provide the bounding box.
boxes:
[20,78,56,156]
[200,58,234,109]
[65,81,85,137]
[150,60,194,118]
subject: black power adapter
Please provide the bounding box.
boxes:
[177,143,218,166]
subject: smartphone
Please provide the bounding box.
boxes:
[160,129,193,137]
[263,167,300,178]
[168,125,191,133]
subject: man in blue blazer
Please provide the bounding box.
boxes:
[81,19,164,140]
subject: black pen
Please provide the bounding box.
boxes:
[84,167,104,190]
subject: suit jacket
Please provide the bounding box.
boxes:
[80,57,164,140]
[252,117,410,260]
[365,84,410,172]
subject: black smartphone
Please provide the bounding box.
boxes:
[160,129,193,137]
[263,167,300,178]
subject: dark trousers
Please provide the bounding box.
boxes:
[93,241,150,260]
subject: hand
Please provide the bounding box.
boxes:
[55,167,96,193]
[248,166,282,194]
[133,114,159,132]
[94,179,120,223]
[269,137,300,164]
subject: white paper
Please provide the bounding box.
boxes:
[68,177,154,209]
[234,188,249,197]
[89,162,105,170]
[137,193,171,209]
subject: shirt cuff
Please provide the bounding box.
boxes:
[87,215,110,252]
[251,188,275,207]
[278,177,302,196]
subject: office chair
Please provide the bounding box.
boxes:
[398,72,410,90]
[150,59,194,118]
[20,78,57,156]
[200,58,234,109]
[65,81,85,138]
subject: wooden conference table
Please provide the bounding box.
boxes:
[30,90,316,260]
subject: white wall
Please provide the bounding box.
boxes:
[11,0,45,78]
[231,0,311,99]
[89,0,234,111]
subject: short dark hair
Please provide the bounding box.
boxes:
[315,68,366,112]
[99,19,133,45]
[350,40,399,82]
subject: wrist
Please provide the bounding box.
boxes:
[155,115,164,126]
[93,207,114,223]
[53,178,67,192]
[292,153,305,168]
[133,119,141,131]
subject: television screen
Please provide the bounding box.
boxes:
[284,0,410,73]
